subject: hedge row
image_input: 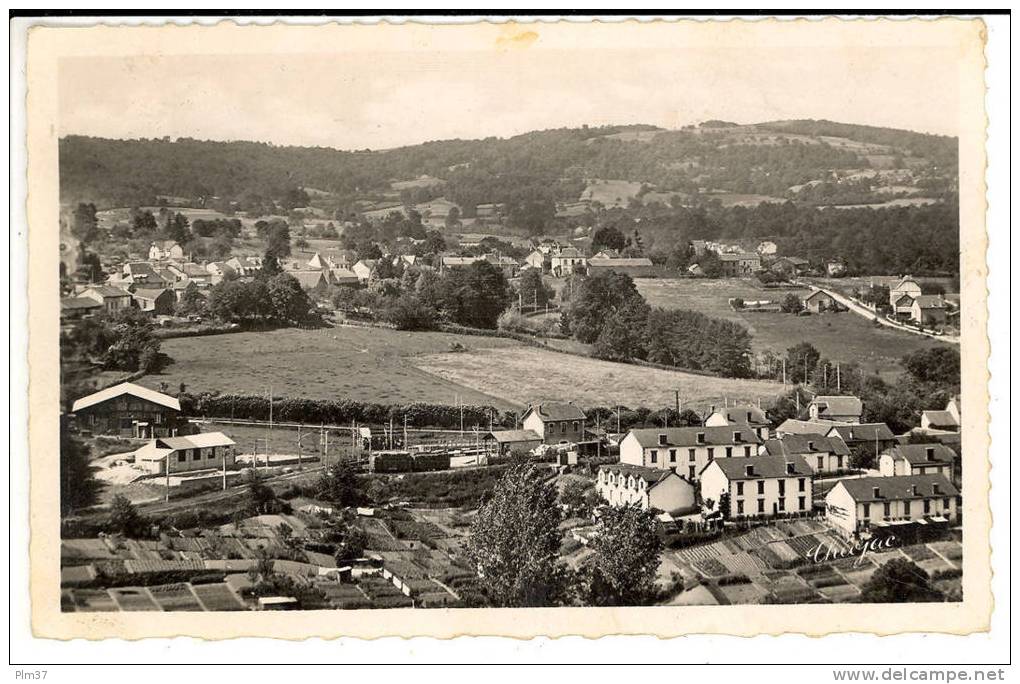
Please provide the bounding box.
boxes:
[180,392,518,430]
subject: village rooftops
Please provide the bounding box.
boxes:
[61,296,103,311]
[554,247,584,258]
[132,287,170,300]
[587,257,654,267]
[83,285,133,298]
[913,295,947,310]
[810,395,863,418]
[709,405,768,425]
[71,382,181,413]
[834,474,958,503]
[627,426,764,448]
[706,453,812,480]
[717,252,760,261]
[921,410,960,430]
[761,434,850,456]
[150,432,235,451]
[884,443,956,466]
[598,463,681,486]
[523,402,586,422]
[826,423,896,443]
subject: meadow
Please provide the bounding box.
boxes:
[142,326,521,409]
[636,278,949,381]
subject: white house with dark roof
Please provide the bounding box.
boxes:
[699,453,813,518]
[704,404,770,440]
[775,418,839,437]
[134,432,236,475]
[550,247,587,277]
[521,402,586,445]
[619,426,763,481]
[910,295,948,326]
[483,429,543,456]
[808,395,863,423]
[889,275,922,307]
[596,464,696,515]
[71,382,182,437]
[148,240,185,261]
[79,285,133,314]
[825,474,958,539]
[825,423,897,457]
[878,444,955,480]
[759,434,851,474]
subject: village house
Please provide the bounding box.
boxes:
[205,262,237,284]
[550,247,587,277]
[586,256,656,278]
[703,404,770,440]
[910,295,948,326]
[524,249,547,271]
[825,423,897,458]
[921,396,961,432]
[775,418,839,437]
[439,255,487,274]
[131,288,176,315]
[595,464,697,515]
[168,262,213,286]
[485,254,522,279]
[889,275,923,307]
[483,429,543,457]
[521,402,587,445]
[133,432,236,475]
[79,285,134,315]
[759,434,851,474]
[351,259,377,283]
[60,296,103,321]
[329,267,360,287]
[71,382,183,438]
[148,240,185,261]
[770,256,810,277]
[619,426,764,481]
[121,262,173,288]
[803,289,838,313]
[225,255,264,276]
[292,270,331,295]
[808,395,863,423]
[699,454,813,518]
[892,293,917,316]
[718,252,761,277]
[878,444,955,480]
[824,474,959,539]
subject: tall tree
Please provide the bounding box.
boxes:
[576,505,663,606]
[861,558,944,603]
[438,261,511,329]
[567,271,646,344]
[467,464,568,607]
[60,427,102,516]
[71,202,99,244]
[316,460,363,507]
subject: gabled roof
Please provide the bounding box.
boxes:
[156,432,235,450]
[921,410,959,429]
[826,423,895,443]
[884,443,956,466]
[61,296,103,310]
[834,474,957,503]
[718,252,760,261]
[132,288,170,300]
[810,395,863,417]
[913,295,947,310]
[330,267,359,280]
[598,463,687,488]
[892,276,920,290]
[71,382,181,413]
[777,419,839,435]
[626,426,763,448]
[292,270,327,288]
[83,285,133,298]
[709,405,768,426]
[803,289,834,303]
[705,453,812,481]
[486,429,542,444]
[553,247,584,258]
[587,257,654,267]
[523,402,586,422]
[761,434,850,457]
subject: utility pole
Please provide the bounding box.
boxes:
[836,363,841,393]
[403,414,408,451]
[296,423,303,470]
[616,405,621,434]
[165,452,170,502]
[675,390,681,416]
[782,358,787,386]
[222,448,227,491]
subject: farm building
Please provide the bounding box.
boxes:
[483,429,543,456]
[131,288,175,315]
[291,270,330,294]
[78,285,133,315]
[803,289,838,313]
[525,250,547,271]
[718,252,761,277]
[824,475,958,539]
[595,464,696,515]
[878,444,955,480]
[619,426,763,481]
[825,423,897,458]
[550,247,587,277]
[770,256,810,276]
[700,453,813,518]
[703,404,770,440]
[70,382,183,438]
[134,431,236,475]
[808,395,863,423]
[759,434,851,474]
[352,259,377,283]
[889,275,922,307]
[921,396,961,431]
[329,267,360,286]
[521,402,586,445]
[148,240,184,261]
[910,295,948,326]
[586,257,655,278]
[60,296,103,321]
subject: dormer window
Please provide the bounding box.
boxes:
[746,411,752,422]
[696,432,706,445]
[745,465,755,477]
[911,485,919,496]
[926,447,936,461]
[807,441,815,451]
[733,431,742,442]
[786,462,795,475]
[658,433,668,446]
[932,483,941,495]
[872,487,881,498]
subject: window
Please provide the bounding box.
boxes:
[778,480,786,495]
[177,452,186,463]
[757,499,765,513]
[943,498,950,510]
[837,455,844,469]
[736,482,744,496]
[757,481,765,495]
[707,447,714,461]
[737,500,744,514]
[154,413,163,425]
[904,500,911,516]
[798,496,806,511]
[669,449,677,463]
[571,421,578,432]
[817,455,824,470]
[862,503,870,519]
[923,499,931,514]
[778,498,786,512]
[883,502,891,518]
[650,450,658,464]
[798,478,806,492]
[192,449,201,461]
[725,447,733,458]
[744,446,752,457]
[688,448,696,462]
[560,422,566,434]
[688,466,696,479]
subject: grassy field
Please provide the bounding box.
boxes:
[636,278,950,381]
[414,346,786,412]
[140,326,521,409]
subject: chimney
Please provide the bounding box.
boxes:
[872,486,881,499]
[786,462,795,475]
[745,464,755,477]
[926,446,936,461]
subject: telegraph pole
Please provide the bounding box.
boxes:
[836,363,841,393]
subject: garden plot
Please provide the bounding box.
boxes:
[68,589,120,612]
[928,540,963,567]
[109,587,161,611]
[149,583,204,611]
[717,580,769,605]
[191,582,246,611]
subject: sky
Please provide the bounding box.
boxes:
[58,43,961,150]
